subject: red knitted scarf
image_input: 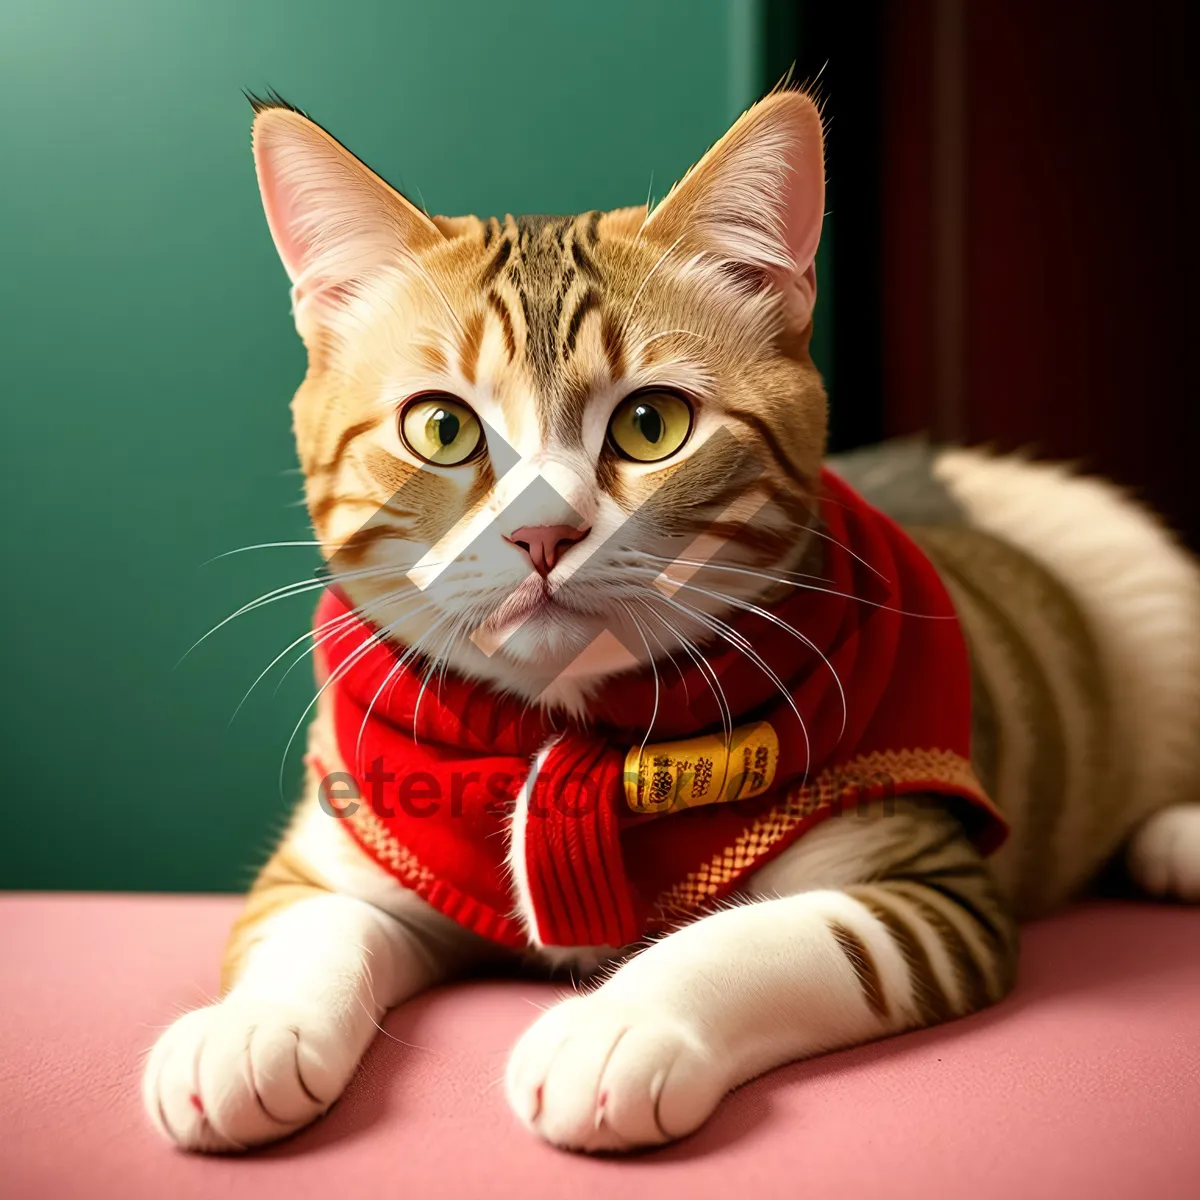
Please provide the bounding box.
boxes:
[310,469,1004,950]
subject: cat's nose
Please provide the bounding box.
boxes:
[504,524,591,577]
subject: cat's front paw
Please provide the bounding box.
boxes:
[505,994,729,1152]
[142,998,354,1151]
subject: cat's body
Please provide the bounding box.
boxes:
[833,440,1200,917]
[143,91,1200,1154]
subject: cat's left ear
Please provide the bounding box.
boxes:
[250,101,446,340]
[641,90,825,325]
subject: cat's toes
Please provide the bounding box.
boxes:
[142,999,351,1151]
[505,994,728,1152]
[1128,804,1200,902]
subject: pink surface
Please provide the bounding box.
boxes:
[2,894,1199,1199]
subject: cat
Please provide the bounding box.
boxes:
[142,89,1200,1154]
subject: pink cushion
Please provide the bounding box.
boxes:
[2,894,1199,1198]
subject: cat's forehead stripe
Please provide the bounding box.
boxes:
[562,288,600,361]
[484,211,622,441]
[459,310,485,386]
[484,291,517,363]
[480,236,512,286]
[600,310,625,379]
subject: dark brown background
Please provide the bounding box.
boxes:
[785,0,1198,547]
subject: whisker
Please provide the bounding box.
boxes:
[229,607,361,727]
[621,233,686,338]
[354,994,428,1051]
[654,574,847,742]
[649,590,812,778]
[627,551,952,620]
[236,585,435,722]
[632,550,830,587]
[636,327,712,351]
[618,601,660,753]
[635,597,732,748]
[205,540,326,563]
[350,611,457,766]
[632,599,689,701]
[410,615,468,743]
[178,560,413,666]
[802,525,892,584]
[382,615,454,733]
[273,615,367,698]
[270,586,440,697]
[434,615,470,701]
[276,605,448,798]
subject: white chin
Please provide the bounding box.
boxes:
[492,609,599,668]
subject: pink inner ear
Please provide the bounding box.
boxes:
[767,102,824,326]
[776,109,826,280]
[253,135,315,287]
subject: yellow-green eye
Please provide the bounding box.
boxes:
[607,389,694,463]
[399,394,483,466]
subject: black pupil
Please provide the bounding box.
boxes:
[434,410,460,446]
[633,404,663,444]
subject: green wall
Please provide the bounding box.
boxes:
[0,0,791,890]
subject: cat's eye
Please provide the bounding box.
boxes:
[399,394,484,466]
[606,388,694,463]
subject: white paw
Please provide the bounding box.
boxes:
[505,994,729,1152]
[142,999,356,1151]
[1128,804,1200,902]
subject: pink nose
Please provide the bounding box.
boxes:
[505,524,590,577]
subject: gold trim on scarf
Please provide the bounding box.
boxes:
[347,804,436,889]
[648,747,988,927]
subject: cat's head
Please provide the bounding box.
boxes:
[250,91,827,709]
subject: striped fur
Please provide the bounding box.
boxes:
[143,91,1200,1154]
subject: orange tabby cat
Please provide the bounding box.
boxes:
[143,90,1200,1153]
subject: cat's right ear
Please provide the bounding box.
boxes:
[250,102,445,339]
[640,90,825,327]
